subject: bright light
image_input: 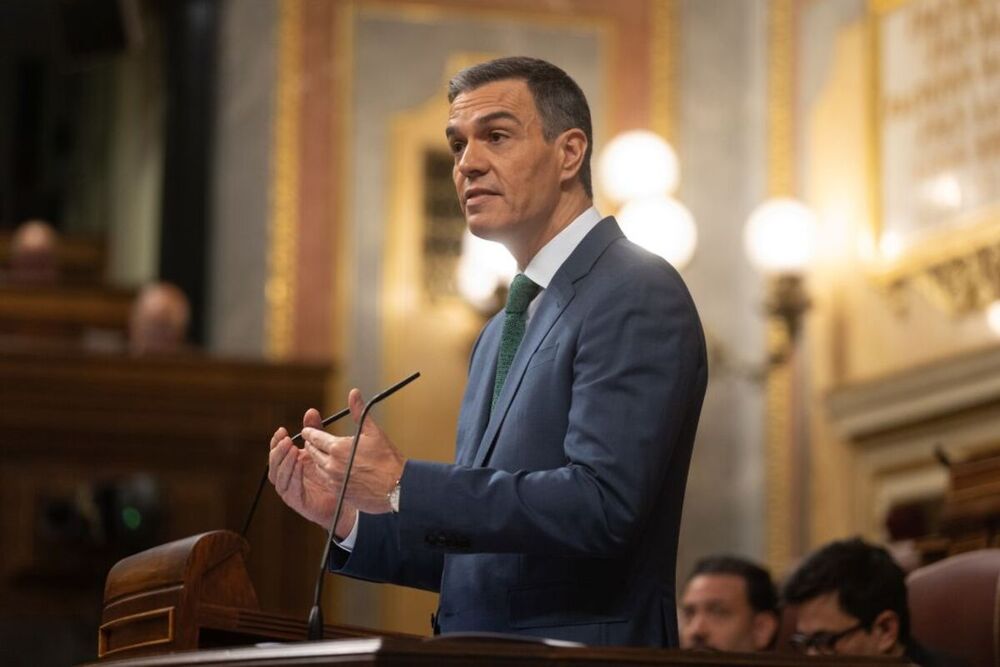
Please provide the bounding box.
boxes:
[455,231,517,310]
[618,195,698,269]
[598,130,679,203]
[743,197,819,273]
[879,229,906,261]
[986,301,1000,336]
[921,174,963,210]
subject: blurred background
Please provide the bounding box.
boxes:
[2,0,999,664]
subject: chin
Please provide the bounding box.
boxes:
[466,217,506,242]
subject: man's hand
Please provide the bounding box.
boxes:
[268,408,358,538]
[302,388,406,514]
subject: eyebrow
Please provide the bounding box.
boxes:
[446,111,522,139]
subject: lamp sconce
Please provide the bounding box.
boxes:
[764,273,811,365]
[744,197,819,367]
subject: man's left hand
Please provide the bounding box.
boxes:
[301,388,406,514]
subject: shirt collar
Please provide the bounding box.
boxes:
[522,206,602,289]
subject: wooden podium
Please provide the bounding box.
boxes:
[87,530,905,667]
[95,530,400,660]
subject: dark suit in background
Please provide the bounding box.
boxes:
[334,216,708,647]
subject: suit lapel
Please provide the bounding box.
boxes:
[456,315,502,467]
[470,217,625,468]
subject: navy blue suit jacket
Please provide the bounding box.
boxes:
[333,217,707,647]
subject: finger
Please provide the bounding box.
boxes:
[303,408,322,430]
[348,388,380,436]
[270,426,289,450]
[301,426,337,454]
[348,388,365,423]
[306,441,340,483]
[271,441,298,492]
[268,439,292,483]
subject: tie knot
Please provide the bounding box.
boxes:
[505,273,540,314]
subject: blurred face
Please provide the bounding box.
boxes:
[680,574,774,652]
[446,79,564,263]
[791,591,901,656]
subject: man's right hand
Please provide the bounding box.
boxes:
[268,408,359,539]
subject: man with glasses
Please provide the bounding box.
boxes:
[782,538,965,665]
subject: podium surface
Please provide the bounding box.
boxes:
[82,636,905,667]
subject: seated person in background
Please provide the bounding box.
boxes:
[680,555,779,652]
[128,282,190,355]
[783,537,966,666]
[8,219,60,286]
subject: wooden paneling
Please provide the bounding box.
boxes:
[0,346,334,647]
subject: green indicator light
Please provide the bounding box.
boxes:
[122,507,142,531]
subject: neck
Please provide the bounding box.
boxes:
[512,189,592,269]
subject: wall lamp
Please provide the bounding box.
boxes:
[743,196,819,364]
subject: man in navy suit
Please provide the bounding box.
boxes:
[268,56,707,647]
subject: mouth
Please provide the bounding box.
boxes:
[464,187,499,206]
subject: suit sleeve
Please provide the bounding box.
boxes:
[397,264,705,558]
[329,511,444,591]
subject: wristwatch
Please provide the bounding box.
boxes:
[388,479,401,513]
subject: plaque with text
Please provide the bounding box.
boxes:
[874,0,1000,251]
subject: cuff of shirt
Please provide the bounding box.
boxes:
[334,513,359,552]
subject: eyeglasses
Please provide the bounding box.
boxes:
[789,622,865,654]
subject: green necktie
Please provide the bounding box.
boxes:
[492,273,541,408]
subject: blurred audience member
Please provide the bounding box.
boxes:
[783,537,966,665]
[8,219,60,286]
[680,555,779,652]
[128,282,190,355]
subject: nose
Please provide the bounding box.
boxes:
[457,139,488,179]
[683,614,708,642]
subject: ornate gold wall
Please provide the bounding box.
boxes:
[799,0,1000,555]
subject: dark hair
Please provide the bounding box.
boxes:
[447,56,593,198]
[689,555,779,615]
[782,538,910,641]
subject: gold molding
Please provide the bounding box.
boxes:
[266,0,302,360]
[765,0,798,573]
[875,208,1000,315]
[767,0,795,197]
[765,318,794,574]
[649,0,676,144]
[869,0,910,15]
[358,1,616,32]
[332,0,356,380]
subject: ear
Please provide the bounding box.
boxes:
[752,611,780,651]
[871,610,901,653]
[556,128,588,187]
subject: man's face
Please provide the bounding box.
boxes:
[680,574,772,651]
[446,79,564,257]
[792,591,898,656]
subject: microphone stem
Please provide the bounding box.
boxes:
[307,371,420,642]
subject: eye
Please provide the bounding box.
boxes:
[488,130,507,143]
[450,140,465,155]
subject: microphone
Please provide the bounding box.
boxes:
[241,406,352,538]
[307,371,420,641]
